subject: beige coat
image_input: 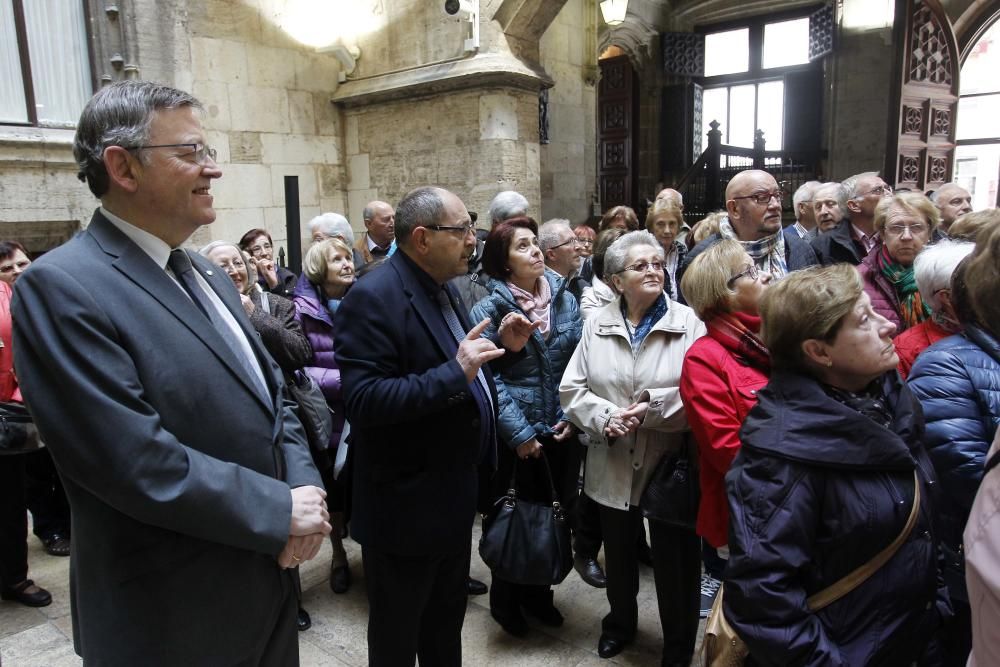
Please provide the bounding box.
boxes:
[965,429,1000,667]
[560,295,705,510]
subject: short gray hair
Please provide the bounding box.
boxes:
[538,219,572,251]
[198,240,241,258]
[308,212,354,243]
[395,186,446,246]
[488,191,529,225]
[74,80,201,198]
[603,231,664,276]
[793,181,821,218]
[914,239,975,312]
[842,171,879,200]
[813,182,849,211]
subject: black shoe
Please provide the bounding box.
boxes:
[1,579,52,608]
[491,609,529,637]
[522,601,564,627]
[598,634,627,659]
[574,555,607,588]
[42,533,71,557]
[467,577,488,595]
[331,565,351,594]
[297,607,311,632]
[637,542,653,567]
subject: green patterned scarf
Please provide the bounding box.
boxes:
[875,245,930,328]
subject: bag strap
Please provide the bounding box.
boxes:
[806,469,921,612]
[507,450,561,506]
[985,449,1000,476]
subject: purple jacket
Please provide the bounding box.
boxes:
[293,272,346,450]
[857,244,904,336]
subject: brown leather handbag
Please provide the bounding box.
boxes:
[702,470,922,667]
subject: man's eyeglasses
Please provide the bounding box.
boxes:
[618,261,664,274]
[857,184,893,198]
[423,221,477,236]
[731,189,785,206]
[127,143,218,165]
[727,263,759,288]
[549,236,580,250]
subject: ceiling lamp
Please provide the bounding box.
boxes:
[600,0,628,26]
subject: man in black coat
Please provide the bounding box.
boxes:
[334,186,533,666]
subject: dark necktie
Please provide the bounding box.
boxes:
[437,289,495,463]
[167,249,269,401]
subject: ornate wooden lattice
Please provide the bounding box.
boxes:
[662,32,704,77]
[808,4,835,61]
[909,2,954,85]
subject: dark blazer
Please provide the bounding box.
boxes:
[11,211,321,666]
[334,251,499,557]
[810,218,865,266]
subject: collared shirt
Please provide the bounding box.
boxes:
[851,223,880,254]
[792,221,814,240]
[100,207,267,391]
[366,233,390,255]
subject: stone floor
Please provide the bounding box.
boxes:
[1,520,706,666]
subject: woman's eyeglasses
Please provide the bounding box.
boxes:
[727,263,759,287]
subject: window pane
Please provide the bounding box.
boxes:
[728,84,755,148]
[955,144,999,210]
[702,87,728,148]
[23,0,92,127]
[704,29,749,77]
[959,19,1000,95]
[757,80,784,150]
[763,18,809,69]
[957,94,1000,141]
[0,0,28,123]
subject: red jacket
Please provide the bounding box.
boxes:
[895,317,954,379]
[680,330,768,548]
[0,281,20,402]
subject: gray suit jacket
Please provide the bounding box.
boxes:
[12,210,321,666]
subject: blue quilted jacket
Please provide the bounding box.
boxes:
[470,270,582,449]
[907,325,1000,601]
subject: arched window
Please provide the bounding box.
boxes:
[956,18,1000,208]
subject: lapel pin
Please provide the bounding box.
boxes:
[206,270,214,276]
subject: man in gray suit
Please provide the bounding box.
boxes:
[12,81,330,666]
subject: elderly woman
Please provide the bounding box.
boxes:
[646,200,687,301]
[579,228,625,321]
[238,228,296,299]
[908,250,1000,665]
[678,240,772,604]
[724,263,948,666]
[573,223,597,258]
[469,216,582,637]
[308,212,366,268]
[894,240,974,378]
[857,192,939,335]
[561,231,705,663]
[292,237,355,595]
[599,205,640,232]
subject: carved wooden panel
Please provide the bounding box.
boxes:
[602,102,627,131]
[903,105,923,136]
[662,32,704,77]
[908,2,954,86]
[930,106,951,138]
[808,4,835,61]
[927,152,950,185]
[899,153,922,185]
[602,140,626,169]
[598,56,635,209]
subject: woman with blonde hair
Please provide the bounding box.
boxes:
[646,200,687,301]
[724,263,948,665]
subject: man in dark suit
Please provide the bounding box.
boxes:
[12,81,330,666]
[335,186,533,666]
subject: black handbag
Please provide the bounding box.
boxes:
[640,448,700,530]
[287,371,333,452]
[0,401,41,456]
[478,451,573,586]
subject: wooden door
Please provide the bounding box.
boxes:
[886,0,961,191]
[598,56,637,210]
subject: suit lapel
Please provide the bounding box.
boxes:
[390,255,458,362]
[89,213,275,413]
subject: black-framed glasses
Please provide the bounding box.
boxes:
[727,263,759,287]
[127,143,218,164]
[549,236,580,250]
[617,260,664,274]
[731,189,785,206]
[423,221,476,236]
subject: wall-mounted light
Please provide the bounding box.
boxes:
[317,42,361,82]
[600,0,628,26]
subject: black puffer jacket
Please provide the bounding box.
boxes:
[724,370,950,666]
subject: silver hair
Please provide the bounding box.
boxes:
[395,186,446,246]
[603,230,664,276]
[537,219,572,251]
[793,181,821,219]
[842,171,880,200]
[308,212,354,243]
[488,190,529,225]
[73,80,201,198]
[813,182,850,211]
[914,239,975,313]
[198,241,256,292]
[197,240,241,257]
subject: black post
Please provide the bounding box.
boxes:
[706,120,722,210]
[284,176,301,276]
